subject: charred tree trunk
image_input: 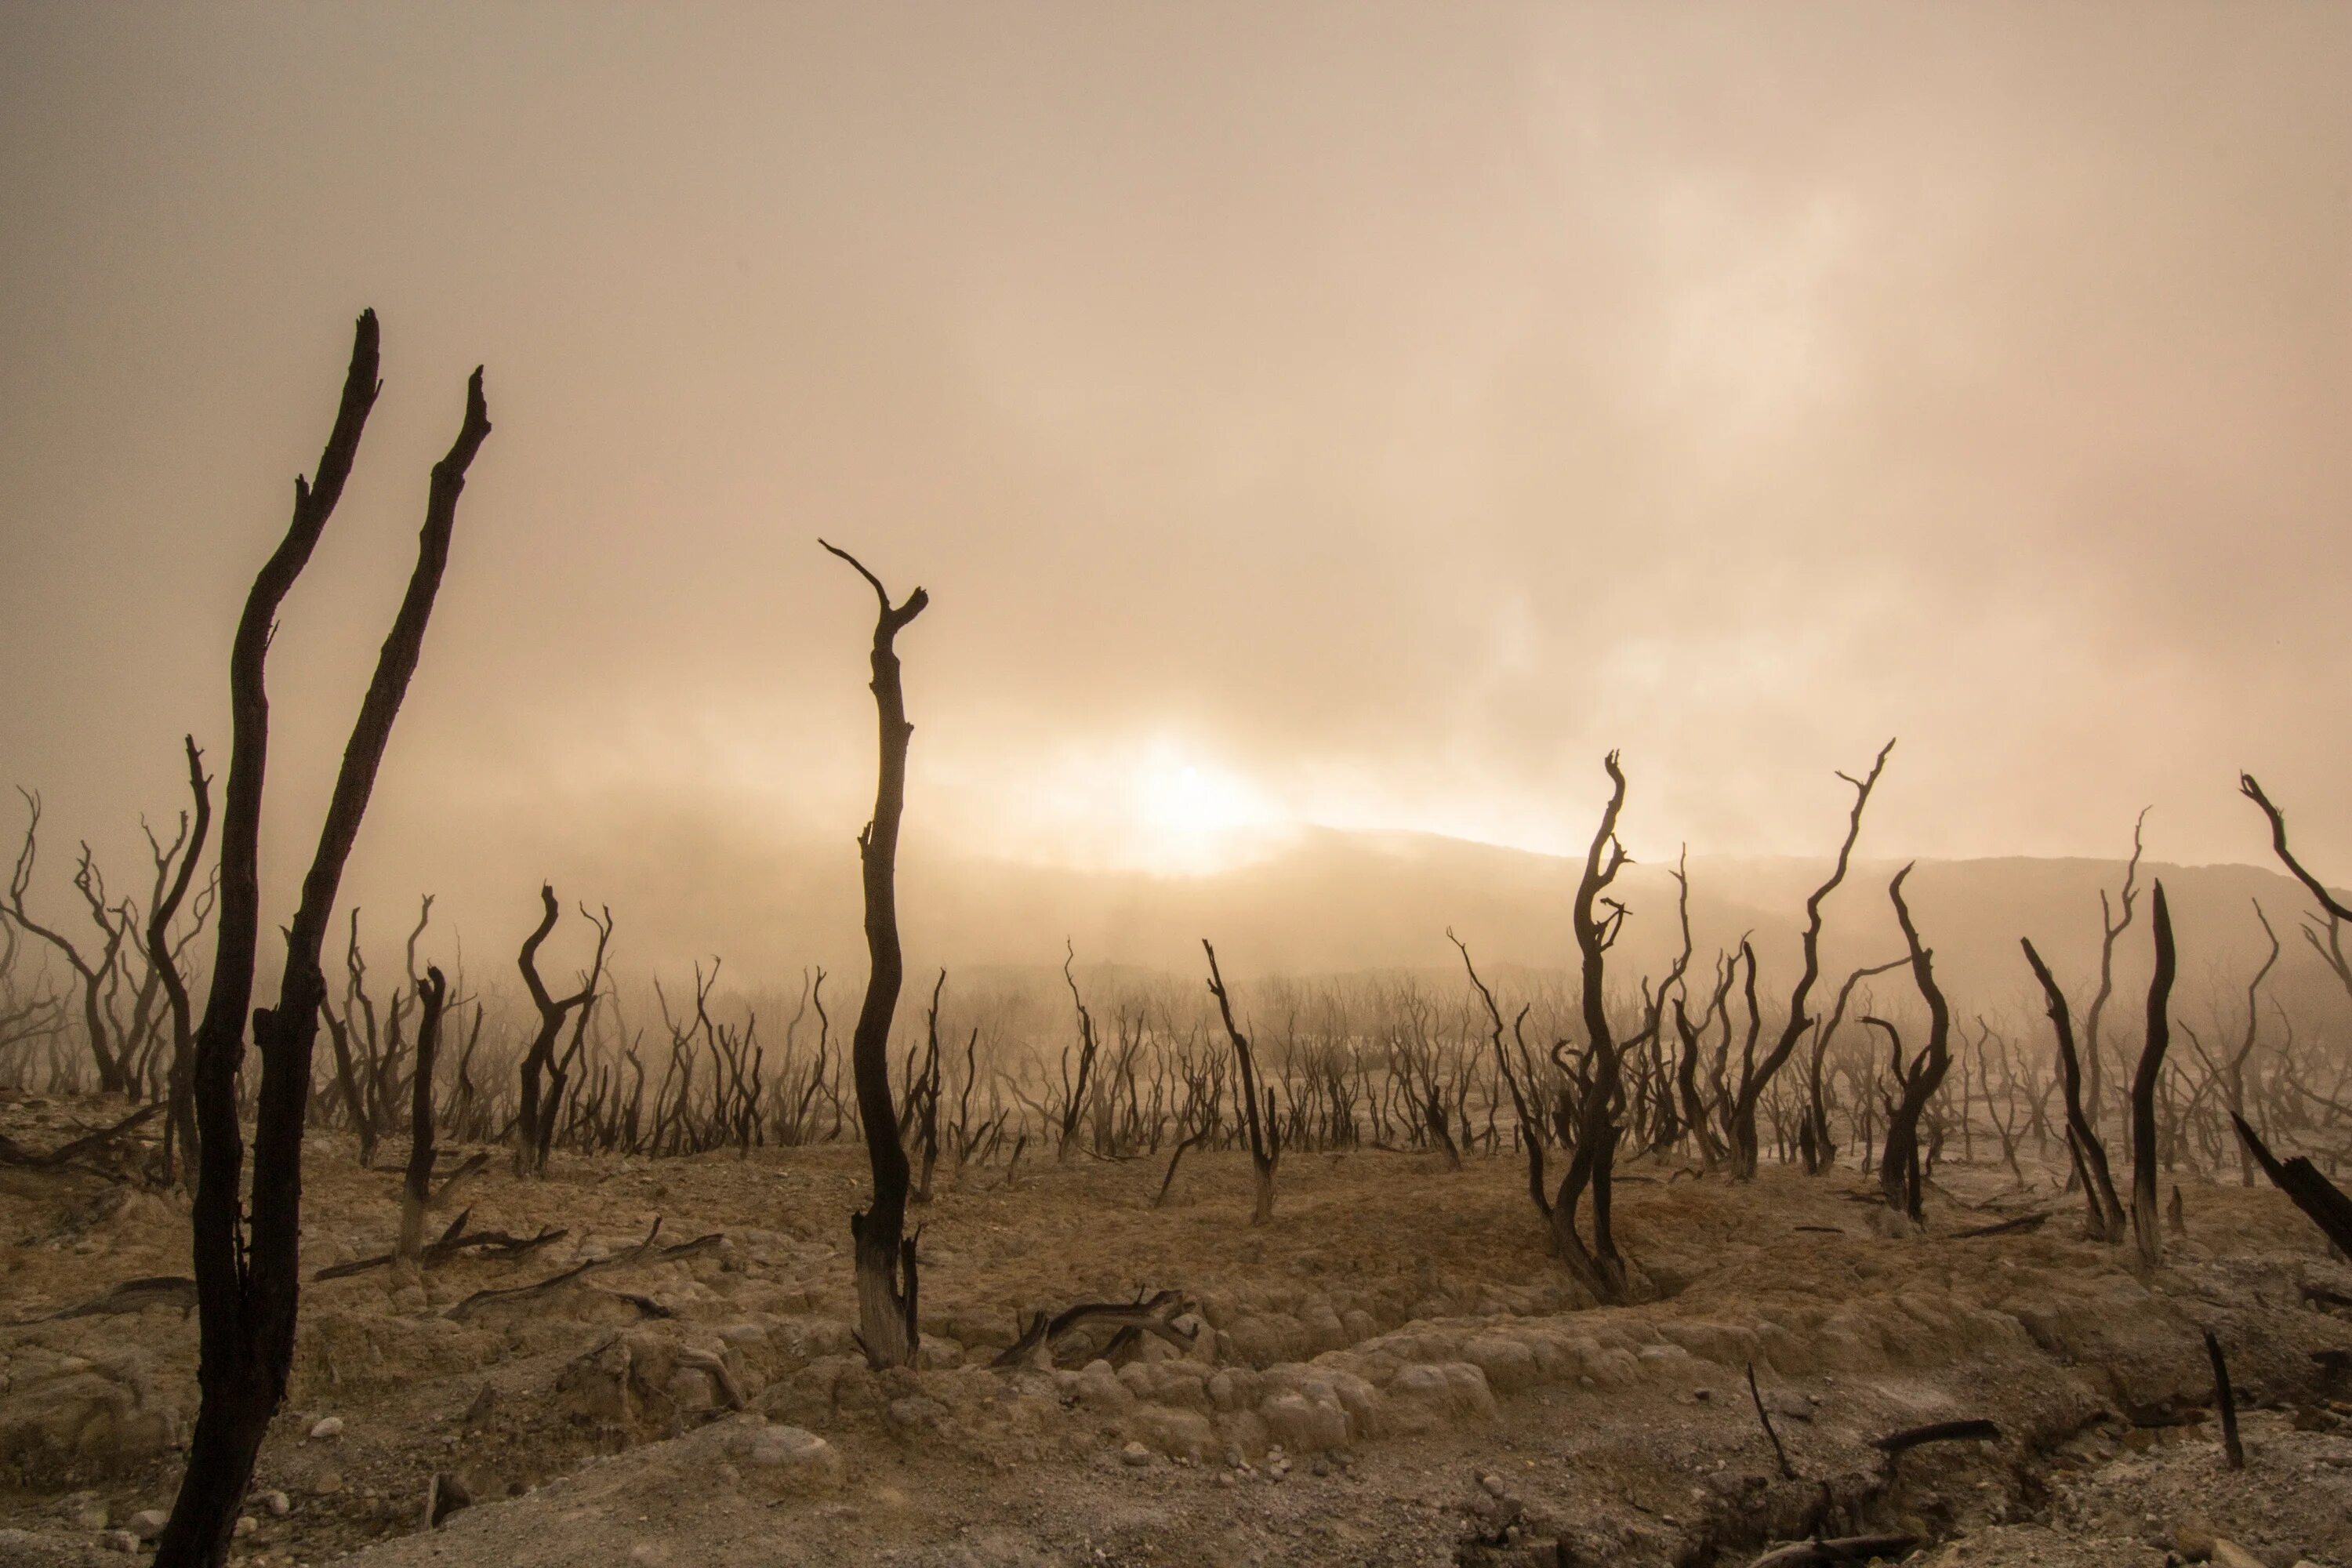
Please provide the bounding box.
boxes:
[158,314,488,1568]
[824,540,927,1370]
[1553,752,1634,1303]
[2130,880,2176,1269]
[1203,940,1278,1225]
[398,967,448,1260]
[2021,937,2125,1242]
[149,738,212,1185]
[1878,865,1952,1228]
[1729,740,1892,1179]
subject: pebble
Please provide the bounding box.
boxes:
[261,1490,292,1518]
[309,1416,344,1441]
[1120,1441,1152,1468]
[127,1510,169,1542]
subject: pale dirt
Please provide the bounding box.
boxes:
[3,1092,2348,1567]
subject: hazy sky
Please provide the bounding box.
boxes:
[2,3,2347,966]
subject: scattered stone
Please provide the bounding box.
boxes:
[1121,1440,1153,1467]
[312,1471,345,1496]
[308,1416,344,1441]
[126,1510,168,1541]
[260,1490,292,1519]
[103,1530,139,1553]
[57,1492,107,1531]
[1480,1473,1508,1497]
[234,1516,257,1538]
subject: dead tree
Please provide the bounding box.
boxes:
[513,886,612,1175]
[2129,880,2176,1269]
[2240,774,2352,1006]
[1550,752,1635,1302]
[398,967,449,1261]
[5,794,133,1094]
[1878,865,1952,1227]
[823,539,928,1370]
[2021,938,2125,1241]
[158,311,488,1567]
[2084,810,2149,1134]
[1728,740,1893,1180]
[1203,939,1278,1224]
[1057,940,1101,1162]
[147,739,213,1182]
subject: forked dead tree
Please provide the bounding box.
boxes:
[1878,864,1952,1227]
[823,539,928,1370]
[514,885,613,1175]
[158,311,489,1566]
[2240,774,2352,1006]
[1551,752,1635,1303]
[148,739,213,1183]
[1726,739,1893,1180]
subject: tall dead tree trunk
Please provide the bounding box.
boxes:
[513,885,611,1175]
[1729,740,1892,1180]
[823,540,927,1370]
[2129,880,2176,1270]
[1552,752,1633,1303]
[148,738,212,1185]
[156,314,488,1568]
[2021,937,2125,1242]
[398,967,448,1260]
[1203,940,1278,1224]
[1879,865,1952,1228]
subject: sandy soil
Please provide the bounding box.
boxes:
[3,1091,2348,1567]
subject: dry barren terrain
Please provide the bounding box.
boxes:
[3,1091,2347,1568]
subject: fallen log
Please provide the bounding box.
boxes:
[13,1274,196,1325]
[1749,1535,1921,1568]
[1874,1417,2002,1457]
[990,1288,1195,1369]
[0,1104,162,1171]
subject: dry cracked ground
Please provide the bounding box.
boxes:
[3,1091,2349,1568]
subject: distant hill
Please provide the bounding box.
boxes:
[373,799,2351,1021]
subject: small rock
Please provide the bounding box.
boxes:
[1311,1457,1330,1477]
[234,1516,257,1538]
[312,1471,345,1496]
[308,1416,344,1441]
[2174,1525,2217,1563]
[1121,1441,1153,1468]
[127,1510,169,1542]
[1480,1473,1508,1497]
[261,1490,292,1518]
[103,1530,139,1553]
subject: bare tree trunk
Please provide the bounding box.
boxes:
[824,540,928,1370]
[2021,937,2125,1241]
[1730,741,1892,1178]
[2129,881,2176,1270]
[1878,866,1952,1228]
[149,739,212,1185]
[158,315,488,1568]
[1203,940,1278,1225]
[397,967,448,1260]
